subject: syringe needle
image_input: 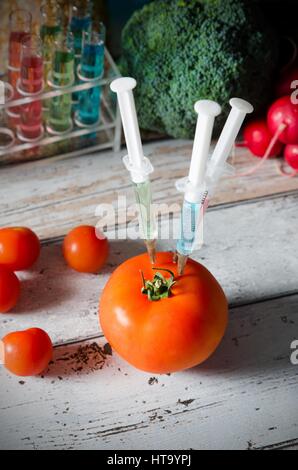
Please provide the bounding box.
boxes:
[145,239,156,264]
[176,252,188,276]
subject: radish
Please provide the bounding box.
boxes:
[235,119,287,178]
[267,96,298,144]
[234,97,298,178]
[243,120,283,157]
[274,144,298,178]
[284,144,298,169]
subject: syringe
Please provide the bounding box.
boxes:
[176,98,253,275]
[110,77,157,262]
[175,100,221,274]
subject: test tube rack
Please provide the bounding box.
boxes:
[0,47,122,165]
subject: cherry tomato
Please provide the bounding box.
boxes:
[0,227,40,271]
[63,225,109,273]
[2,328,53,376]
[100,252,228,374]
[243,120,283,157]
[0,267,20,313]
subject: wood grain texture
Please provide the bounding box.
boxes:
[1,293,297,450]
[0,193,297,344]
[257,438,298,450]
[1,142,297,450]
[1,140,298,240]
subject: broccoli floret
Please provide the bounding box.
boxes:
[120,0,278,138]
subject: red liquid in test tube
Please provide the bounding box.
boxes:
[19,35,43,141]
[21,56,43,94]
[9,31,31,69]
[8,10,32,119]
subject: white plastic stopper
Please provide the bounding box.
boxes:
[208,98,253,180]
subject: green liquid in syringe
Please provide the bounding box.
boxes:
[48,50,74,133]
[133,181,157,241]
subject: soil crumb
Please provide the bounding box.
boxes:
[148,377,158,385]
[51,342,112,375]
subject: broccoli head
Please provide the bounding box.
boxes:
[120,0,278,138]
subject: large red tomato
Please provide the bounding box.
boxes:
[99,252,228,374]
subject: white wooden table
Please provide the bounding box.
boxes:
[0,140,298,450]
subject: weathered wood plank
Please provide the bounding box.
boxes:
[1,140,297,240]
[1,293,297,450]
[1,138,297,450]
[1,193,297,344]
[257,438,298,450]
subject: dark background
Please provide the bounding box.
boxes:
[105,0,298,61]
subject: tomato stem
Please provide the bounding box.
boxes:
[140,270,146,290]
[141,268,176,301]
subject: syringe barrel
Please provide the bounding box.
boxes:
[188,115,215,188]
[188,100,221,196]
[209,98,253,178]
[110,77,144,170]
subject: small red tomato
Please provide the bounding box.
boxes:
[2,328,53,376]
[0,267,20,313]
[0,227,40,271]
[284,144,298,170]
[243,120,283,157]
[63,225,109,273]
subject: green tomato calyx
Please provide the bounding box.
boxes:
[141,268,176,302]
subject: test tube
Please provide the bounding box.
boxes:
[70,0,93,107]
[40,2,62,91]
[70,0,93,56]
[47,33,74,134]
[0,29,6,77]
[18,34,44,141]
[76,25,105,126]
[8,9,32,121]
[0,81,15,149]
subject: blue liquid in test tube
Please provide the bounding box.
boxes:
[71,15,92,56]
[70,1,93,107]
[78,26,105,126]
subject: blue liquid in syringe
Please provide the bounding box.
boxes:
[176,200,200,256]
[78,42,104,125]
